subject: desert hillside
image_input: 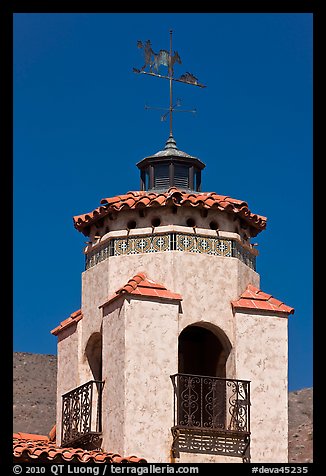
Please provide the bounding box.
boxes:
[13,352,313,462]
[288,387,313,463]
[13,352,57,435]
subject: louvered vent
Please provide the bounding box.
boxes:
[154,164,170,190]
[174,165,189,189]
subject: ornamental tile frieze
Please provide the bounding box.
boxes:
[85,233,256,271]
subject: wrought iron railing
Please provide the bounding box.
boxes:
[61,380,104,448]
[170,373,250,434]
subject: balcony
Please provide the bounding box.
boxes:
[170,373,251,461]
[61,380,104,449]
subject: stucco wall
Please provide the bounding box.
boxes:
[101,300,126,453]
[99,250,260,462]
[104,251,259,336]
[234,311,289,462]
[79,259,109,383]
[56,324,80,446]
[79,248,259,459]
[102,296,179,463]
[81,258,109,331]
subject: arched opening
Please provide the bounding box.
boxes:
[171,325,250,460]
[176,324,232,430]
[85,332,102,382]
[178,324,230,378]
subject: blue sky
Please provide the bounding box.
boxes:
[13,13,312,391]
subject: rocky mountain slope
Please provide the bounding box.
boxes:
[13,352,313,462]
[13,352,57,435]
[288,387,313,463]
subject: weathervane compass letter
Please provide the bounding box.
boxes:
[133,30,206,137]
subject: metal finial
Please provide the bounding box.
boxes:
[133,31,206,138]
[164,133,178,150]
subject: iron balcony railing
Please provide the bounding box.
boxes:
[170,373,250,434]
[61,380,104,448]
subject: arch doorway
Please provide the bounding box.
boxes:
[177,324,231,429]
[84,332,103,439]
[85,332,102,382]
[178,324,229,377]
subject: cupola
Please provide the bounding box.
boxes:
[137,133,205,192]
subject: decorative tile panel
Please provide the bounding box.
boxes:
[85,233,256,271]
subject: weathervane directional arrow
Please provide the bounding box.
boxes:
[133,30,206,137]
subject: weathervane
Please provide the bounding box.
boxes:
[133,30,206,137]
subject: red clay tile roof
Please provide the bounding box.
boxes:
[100,272,182,307]
[73,187,267,236]
[231,284,294,316]
[51,309,83,336]
[14,433,49,442]
[13,433,147,463]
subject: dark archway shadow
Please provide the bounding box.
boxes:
[85,332,102,382]
[171,323,250,462]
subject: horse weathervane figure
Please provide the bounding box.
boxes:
[133,30,206,138]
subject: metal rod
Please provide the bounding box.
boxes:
[200,376,203,428]
[90,382,93,433]
[169,29,173,136]
[137,70,206,87]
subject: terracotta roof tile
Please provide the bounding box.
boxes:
[231,285,294,316]
[100,272,182,308]
[13,433,49,442]
[73,187,267,236]
[51,309,83,336]
[13,434,147,464]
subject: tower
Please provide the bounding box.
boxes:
[51,32,294,464]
